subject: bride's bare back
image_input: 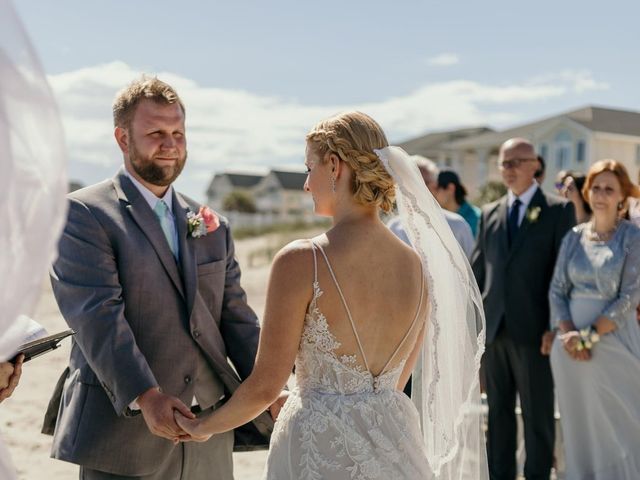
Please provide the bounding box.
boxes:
[311,220,428,379]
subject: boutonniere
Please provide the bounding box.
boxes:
[187,206,220,238]
[526,206,541,223]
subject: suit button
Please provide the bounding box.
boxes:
[184,375,192,384]
[193,329,200,338]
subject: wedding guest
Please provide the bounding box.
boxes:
[627,170,640,226]
[535,155,546,184]
[560,172,592,224]
[388,156,475,258]
[471,138,575,480]
[554,170,573,194]
[549,159,640,479]
[436,170,481,236]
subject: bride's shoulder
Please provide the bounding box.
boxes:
[271,238,316,279]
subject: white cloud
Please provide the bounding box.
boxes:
[47,62,608,200]
[427,53,460,67]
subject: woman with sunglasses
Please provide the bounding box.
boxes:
[560,173,592,224]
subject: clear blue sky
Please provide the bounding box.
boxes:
[14,0,640,200]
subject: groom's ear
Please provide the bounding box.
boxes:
[114,126,130,155]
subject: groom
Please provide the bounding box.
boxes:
[45,76,276,479]
[471,138,574,480]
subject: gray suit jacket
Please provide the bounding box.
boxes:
[45,170,272,475]
[471,187,575,346]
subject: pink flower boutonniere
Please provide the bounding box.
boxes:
[187,206,220,238]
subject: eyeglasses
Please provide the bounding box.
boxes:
[498,158,537,170]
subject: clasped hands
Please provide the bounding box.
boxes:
[138,387,289,444]
[555,317,616,361]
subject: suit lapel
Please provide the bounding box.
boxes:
[508,187,545,261]
[174,192,197,320]
[113,171,185,299]
[495,196,509,256]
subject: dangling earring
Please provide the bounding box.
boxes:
[330,175,336,193]
[618,201,624,210]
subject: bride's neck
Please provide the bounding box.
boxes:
[332,204,380,228]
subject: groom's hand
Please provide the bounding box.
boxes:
[137,387,195,440]
[268,390,290,421]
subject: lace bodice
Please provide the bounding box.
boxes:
[294,242,423,396]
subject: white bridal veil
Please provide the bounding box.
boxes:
[0,0,67,476]
[376,147,488,480]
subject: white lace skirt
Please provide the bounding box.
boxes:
[261,388,432,480]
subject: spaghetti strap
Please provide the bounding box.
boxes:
[309,241,320,304]
[312,241,372,373]
[379,259,425,374]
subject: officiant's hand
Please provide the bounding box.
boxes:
[137,387,195,440]
[268,390,289,421]
[0,355,23,403]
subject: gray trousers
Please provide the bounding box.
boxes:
[80,430,234,480]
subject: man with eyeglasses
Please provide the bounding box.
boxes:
[471,138,575,480]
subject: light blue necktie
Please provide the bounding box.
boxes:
[153,200,178,258]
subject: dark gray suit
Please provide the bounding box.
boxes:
[471,187,574,480]
[46,170,272,478]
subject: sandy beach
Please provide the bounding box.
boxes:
[0,230,313,479]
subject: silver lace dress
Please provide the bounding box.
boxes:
[549,221,640,479]
[262,243,432,479]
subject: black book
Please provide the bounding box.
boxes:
[11,329,75,363]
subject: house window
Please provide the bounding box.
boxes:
[554,130,572,170]
[556,147,570,170]
[576,140,586,163]
[539,144,548,161]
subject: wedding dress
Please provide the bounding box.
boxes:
[262,147,488,479]
[262,242,431,479]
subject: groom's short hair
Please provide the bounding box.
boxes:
[113,75,185,129]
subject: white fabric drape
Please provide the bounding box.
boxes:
[0,1,67,477]
[376,146,488,480]
[0,0,67,360]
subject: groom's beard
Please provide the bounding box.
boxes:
[129,140,187,187]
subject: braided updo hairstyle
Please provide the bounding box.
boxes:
[306,111,396,213]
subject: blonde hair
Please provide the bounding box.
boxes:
[113,75,185,129]
[583,159,640,217]
[306,111,395,212]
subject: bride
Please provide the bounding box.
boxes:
[176,111,487,479]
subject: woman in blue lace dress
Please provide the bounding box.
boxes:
[549,159,640,479]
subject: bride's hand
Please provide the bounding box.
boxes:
[173,410,212,443]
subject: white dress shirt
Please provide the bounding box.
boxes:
[124,168,179,257]
[507,181,539,226]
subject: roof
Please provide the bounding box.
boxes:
[225,173,264,188]
[447,105,640,150]
[568,106,640,136]
[271,170,307,190]
[398,127,494,156]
